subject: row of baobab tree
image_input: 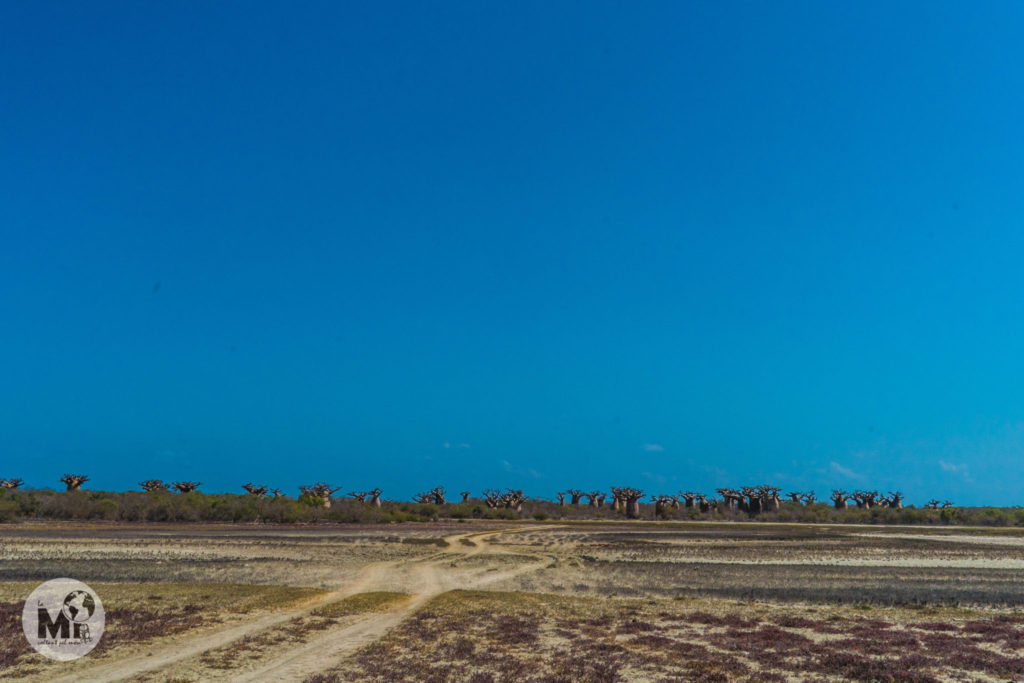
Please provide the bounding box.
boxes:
[0,476,956,517]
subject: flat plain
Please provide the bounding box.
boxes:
[3,521,1024,681]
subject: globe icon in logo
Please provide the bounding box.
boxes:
[61,591,96,623]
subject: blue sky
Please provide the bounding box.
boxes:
[3,2,1024,504]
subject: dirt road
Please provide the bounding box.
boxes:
[46,526,552,683]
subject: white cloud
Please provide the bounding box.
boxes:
[502,460,543,479]
[641,471,667,484]
[643,443,665,452]
[829,461,864,481]
[939,460,973,482]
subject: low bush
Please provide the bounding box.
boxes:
[2,486,1023,526]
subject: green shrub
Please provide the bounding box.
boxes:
[0,499,19,522]
[414,503,438,519]
[95,498,119,520]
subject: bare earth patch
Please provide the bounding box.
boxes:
[4,521,1024,681]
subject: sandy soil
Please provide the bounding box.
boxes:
[30,526,551,682]
[4,520,1024,681]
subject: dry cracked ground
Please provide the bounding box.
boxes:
[4,521,1024,681]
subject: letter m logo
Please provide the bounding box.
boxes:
[38,608,70,639]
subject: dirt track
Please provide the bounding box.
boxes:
[44,527,552,682]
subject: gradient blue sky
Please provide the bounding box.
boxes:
[3,2,1024,504]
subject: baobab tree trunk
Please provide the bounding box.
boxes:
[500,489,525,512]
[613,488,644,519]
[556,492,565,505]
[61,474,89,491]
[300,483,340,508]
[369,488,383,507]
[653,495,677,519]
[460,491,470,503]
[758,486,781,513]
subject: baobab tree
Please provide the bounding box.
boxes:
[612,487,644,519]
[242,483,269,497]
[299,483,341,508]
[1,478,24,489]
[368,488,383,507]
[924,499,941,510]
[61,474,89,491]
[831,490,849,510]
[586,491,604,508]
[678,492,697,509]
[759,486,781,513]
[741,487,761,515]
[717,488,743,511]
[565,489,584,506]
[555,491,566,505]
[460,491,471,503]
[482,489,503,509]
[852,490,879,509]
[172,481,201,493]
[269,488,284,498]
[139,480,169,492]
[801,491,817,505]
[786,491,803,503]
[413,486,447,505]
[652,495,678,519]
[884,491,904,509]
[500,489,526,512]
[347,491,368,503]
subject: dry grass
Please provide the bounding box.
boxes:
[312,591,410,618]
[318,590,1024,682]
[6,521,1024,681]
[0,582,323,677]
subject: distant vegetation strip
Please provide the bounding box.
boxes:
[0,485,1022,526]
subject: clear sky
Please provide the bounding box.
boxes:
[3,2,1023,504]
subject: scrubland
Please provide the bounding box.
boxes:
[2,521,1024,681]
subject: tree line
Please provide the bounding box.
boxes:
[0,475,984,525]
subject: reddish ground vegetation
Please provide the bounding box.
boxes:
[315,592,1024,682]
